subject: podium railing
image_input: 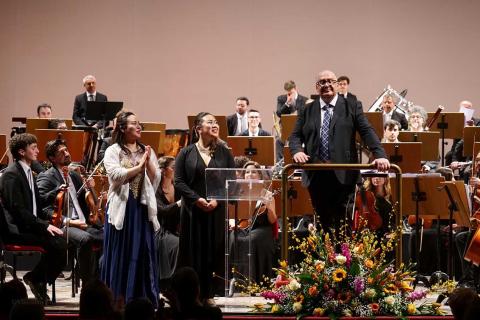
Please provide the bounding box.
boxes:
[280,163,403,268]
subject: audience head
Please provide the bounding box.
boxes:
[315,70,337,104]
[112,110,144,154]
[448,287,480,320]
[9,299,44,320]
[337,76,350,95]
[124,298,155,320]
[0,279,28,319]
[247,109,262,132]
[79,279,116,320]
[45,139,70,166]
[47,119,68,130]
[37,103,52,118]
[381,93,397,114]
[171,267,201,308]
[235,97,249,115]
[192,112,219,144]
[83,75,97,94]
[382,119,401,143]
[9,133,38,163]
[158,156,175,180]
[408,105,428,132]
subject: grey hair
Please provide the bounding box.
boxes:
[409,105,428,122]
[82,75,96,84]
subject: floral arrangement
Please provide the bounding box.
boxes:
[253,226,444,318]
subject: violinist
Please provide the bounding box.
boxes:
[36,139,103,285]
[229,161,278,284]
[0,133,67,304]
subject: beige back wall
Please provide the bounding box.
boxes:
[1,0,479,141]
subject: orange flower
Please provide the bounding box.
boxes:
[313,307,325,316]
[337,291,352,304]
[383,283,399,294]
[308,286,318,297]
[364,259,374,269]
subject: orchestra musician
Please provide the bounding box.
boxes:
[381,120,401,143]
[0,133,67,304]
[101,110,161,307]
[175,112,235,305]
[239,109,271,137]
[36,139,104,285]
[230,161,278,284]
[72,75,108,128]
[380,93,408,130]
[408,105,428,132]
[226,97,250,136]
[37,103,53,119]
[155,156,181,288]
[289,70,389,232]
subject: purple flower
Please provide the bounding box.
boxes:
[407,289,428,301]
[353,277,365,294]
[341,243,352,267]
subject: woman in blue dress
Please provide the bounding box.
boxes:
[101,110,161,307]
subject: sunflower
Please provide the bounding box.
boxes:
[332,268,347,282]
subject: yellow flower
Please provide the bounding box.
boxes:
[271,304,280,313]
[399,281,413,292]
[254,303,264,311]
[383,283,399,294]
[315,260,325,272]
[279,260,288,269]
[313,307,325,316]
[332,268,347,282]
[292,302,302,313]
[294,294,304,303]
[407,303,416,315]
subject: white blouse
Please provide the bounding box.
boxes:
[103,143,161,231]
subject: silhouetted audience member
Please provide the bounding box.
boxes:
[463,301,480,320]
[0,279,28,320]
[9,299,44,320]
[170,267,222,319]
[79,279,120,320]
[124,298,155,320]
[448,288,480,320]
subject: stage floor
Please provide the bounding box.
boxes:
[4,271,453,317]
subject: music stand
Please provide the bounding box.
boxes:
[140,130,165,157]
[462,127,480,157]
[427,112,464,166]
[0,134,7,165]
[382,142,422,173]
[226,136,275,166]
[187,115,228,142]
[441,181,471,277]
[398,131,440,161]
[85,101,123,126]
[280,114,298,143]
[272,179,314,217]
[34,129,86,162]
[26,118,73,133]
[390,174,449,283]
[363,112,384,140]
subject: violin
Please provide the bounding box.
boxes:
[236,189,280,230]
[353,187,383,231]
[52,167,70,228]
[74,164,106,226]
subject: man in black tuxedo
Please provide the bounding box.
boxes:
[0,133,67,303]
[72,75,108,127]
[289,70,389,231]
[239,109,271,136]
[37,140,103,284]
[226,97,249,136]
[275,80,308,161]
[381,93,408,130]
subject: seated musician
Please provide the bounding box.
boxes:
[408,105,428,132]
[381,93,408,130]
[37,103,52,119]
[230,161,278,284]
[381,120,401,143]
[239,109,271,137]
[36,139,103,285]
[0,133,67,304]
[155,156,181,288]
[47,119,68,130]
[354,175,393,234]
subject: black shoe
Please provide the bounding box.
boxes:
[23,272,47,304]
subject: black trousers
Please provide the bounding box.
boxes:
[307,171,355,232]
[7,230,68,284]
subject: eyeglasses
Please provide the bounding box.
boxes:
[205,120,219,125]
[316,79,337,86]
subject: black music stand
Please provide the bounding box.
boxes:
[86,101,123,127]
[426,112,464,166]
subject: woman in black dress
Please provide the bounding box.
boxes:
[155,156,181,288]
[175,112,235,304]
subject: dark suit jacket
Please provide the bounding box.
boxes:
[226,113,239,136]
[239,129,271,136]
[289,95,386,186]
[276,94,308,117]
[72,92,108,126]
[0,162,49,236]
[391,110,409,130]
[36,167,89,221]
